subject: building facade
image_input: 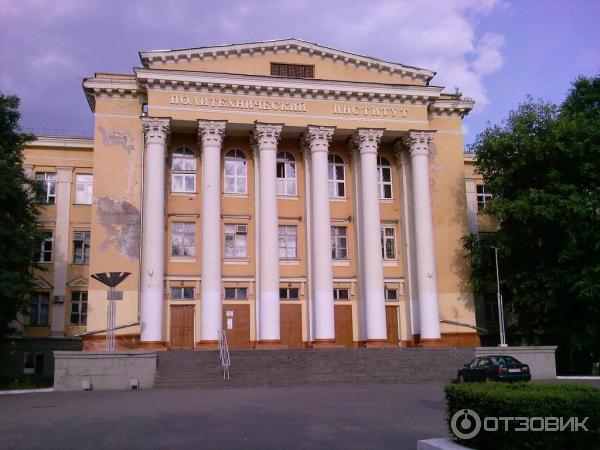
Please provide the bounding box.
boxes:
[22,39,480,350]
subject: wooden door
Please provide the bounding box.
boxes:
[222,304,251,349]
[386,305,399,345]
[334,304,353,347]
[170,305,194,350]
[281,304,302,348]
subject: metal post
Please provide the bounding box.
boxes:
[493,247,508,347]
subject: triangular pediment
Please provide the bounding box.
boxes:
[139,38,434,86]
[67,275,89,288]
[34,276,53,289]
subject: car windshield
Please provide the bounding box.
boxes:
[492,356,520,366]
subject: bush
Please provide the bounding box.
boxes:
[445,382,600,450]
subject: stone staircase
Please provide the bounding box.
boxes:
[154,347,474,389]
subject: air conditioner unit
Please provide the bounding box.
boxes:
[53,295,65,304]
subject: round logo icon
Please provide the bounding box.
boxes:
[450,409,481,440]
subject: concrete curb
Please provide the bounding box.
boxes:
[0,388,54,395]
[417,438,472,449]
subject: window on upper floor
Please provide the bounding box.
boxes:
[29,292,49,327]
[224,224,248,259]
[476,184,492,211]
[72,232,90,265]
[333,288,350,301]
[381,226,397,260]
[331,226,348,260]
[276,151,297,196]
[171,222,195,258]
[75,174,93,205]
[377,156,393,199]
[35,172,57,204]
[278,225,298,260]
[70,291,88,326]
[224,287,248,300]
[224,149,247,194]
[37,231,53,263]
[171,147,196,193]
[328,154,346,198]
[271,63,315,78]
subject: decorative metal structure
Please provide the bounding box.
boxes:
[90,272,131,351]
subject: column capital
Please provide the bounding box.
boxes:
[142,117,171,146]
[198,120,227,147]
[350,128,384,155]
[404,130,435,157]
[251,122,283,151]
[393,139,410,166]
[301,125,335,154]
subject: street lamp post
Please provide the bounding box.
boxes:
[492,247,508,347]
[90,272,131,352]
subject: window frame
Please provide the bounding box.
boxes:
[29,292,49,327]
[385,288,398,302]
[171,147,197,194]
[476,184,492,211]
[278,225,298,260]
[328,154,346,198]
[380,226,397,261]
[35,172,57,204]
[276,151,297,196]
[171,222,196,258]
[279,287,300,300]
[377,156,393,199]
[170,287,195,300]
[331,226,348,260]
[224,149,247,195]
[224,224,248,259]
[38,231,53,263]
[224,287,248,300]
[70,291,88,326]
[72,231,91,265]
[333,288,350,301]
[75,173,93,205]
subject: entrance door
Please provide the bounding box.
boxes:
[281,304,302,348]
[222,304,251,349]
[334,304,353,347]
[385,305,400,345]
[170,305,194,350]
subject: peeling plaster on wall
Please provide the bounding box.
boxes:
[96,197,141,260]
[98,126,141,200]
[99,127,135,154]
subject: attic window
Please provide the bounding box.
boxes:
[271,63,314,79]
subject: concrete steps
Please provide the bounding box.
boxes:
[154,347,474,389]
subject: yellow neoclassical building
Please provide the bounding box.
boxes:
[22,39,483,350]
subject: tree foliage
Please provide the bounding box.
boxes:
[464,76,600,373]
[0,93,38,338]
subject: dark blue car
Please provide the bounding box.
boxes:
[457,355,531,382]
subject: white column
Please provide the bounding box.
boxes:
[140,117,170,343]
[252,122,283,342]
[51,166,73,336]
[404,130,441,341]
[302,126,336,342]
[351,129,387,341]
[198,120,227,343]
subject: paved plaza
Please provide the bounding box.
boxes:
[0,383,448,449]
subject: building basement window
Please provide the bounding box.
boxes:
[271,63,314,78]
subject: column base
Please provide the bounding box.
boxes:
[137,341,168,350]
[194,340,219,350]
[419,338,445,348]
[254,340,288,349]
[312,339,346,349]
[359,339,398,348]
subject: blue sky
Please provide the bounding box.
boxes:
[0,0,598,145]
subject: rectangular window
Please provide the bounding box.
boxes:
[75,174,93,205]
[29,292,49,327]
[271,63,315,78]
[224,287,248,300]
[278,225,298,259]
[72,231,90,264]
[333,288,350,301]
[279,287,299,300]
[224,224,248,258]
[171,222,196,257]
[476,184,492,211]
[23,352,44,375]
[170,287,195,300]
[37,231,53,263]
[385,288,398,302]
[35,172,57,204]
[70,291,88,325]
[331,226,348,260]
[381,226,397,260]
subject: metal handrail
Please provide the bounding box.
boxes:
[217,330,231,380]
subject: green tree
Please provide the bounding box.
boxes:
[464,75,600,374]
[0,93,38,338]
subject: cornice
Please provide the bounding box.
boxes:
[430,98,475,118]
[29,136,94,150]
[82,76,145,112]
[135,67,442,106]
[139,38,435,82]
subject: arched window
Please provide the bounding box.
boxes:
[276,151,297,196]
[377,156,392,199]
[171,147,196,193]
[328,154,345,198]
[224,149,247,194]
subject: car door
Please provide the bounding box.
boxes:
[463,357,479,381]
[475,357,492,381]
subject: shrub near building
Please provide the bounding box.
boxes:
[445,382,600,450]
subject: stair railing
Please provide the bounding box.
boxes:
[217,329,231,380]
